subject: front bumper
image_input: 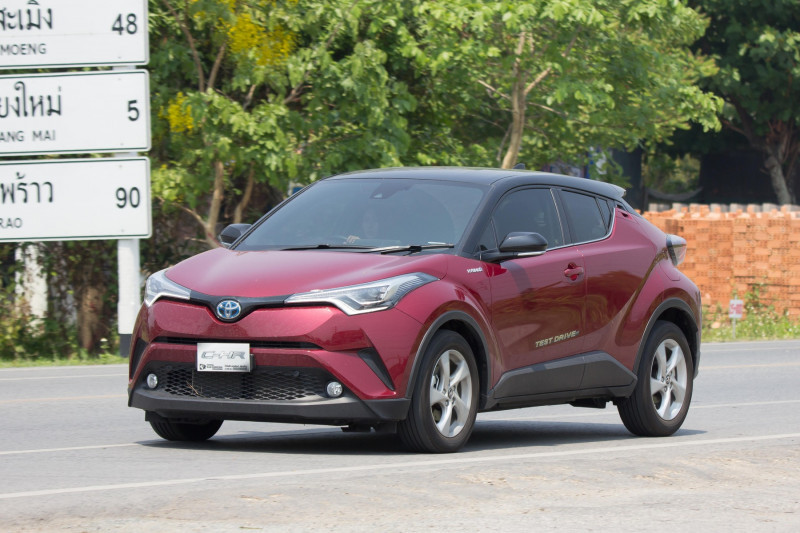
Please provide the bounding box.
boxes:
[129,361,410,425]
[128,300,425,425]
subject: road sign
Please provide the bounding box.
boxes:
[0,157,151,242]
[0,0,148,69]
[0,70,150,156]
[729,299,744,319]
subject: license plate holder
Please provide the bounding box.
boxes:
[196,342,251,372]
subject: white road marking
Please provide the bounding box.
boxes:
[0,374,126,381]
[2,398,799,456]
[0,395,127,405]
[0,443,138,456]
[480,398,800,421]
[1,432,798,500]
[702,362,800,369]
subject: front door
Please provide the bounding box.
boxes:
[482,188,587,389]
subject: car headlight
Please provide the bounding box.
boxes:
[285,273,438,315]
[144,269,191,307]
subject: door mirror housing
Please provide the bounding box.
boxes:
[481,232,548,263]
[218,224,252,248]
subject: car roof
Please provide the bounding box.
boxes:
[326,167,626,200]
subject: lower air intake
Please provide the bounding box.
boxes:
[159,366,328,401]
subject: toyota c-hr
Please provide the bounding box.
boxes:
[128,167,701,453]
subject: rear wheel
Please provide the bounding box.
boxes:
[399,331,479,453]
[149,418,223,442]
[618,321,694,436]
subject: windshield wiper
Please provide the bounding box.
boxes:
[279,244,373,251]
[367,243,455,254]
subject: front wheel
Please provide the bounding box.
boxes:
[399,331,479,453]
[618,321,694,436]
[149,418,223,442]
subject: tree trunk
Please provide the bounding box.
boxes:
[233,166,255,224]
[205,160,226,247]
[501,33,528,170]
[764,145,795,204]
[501,77,526,169]
[77,286,104,354]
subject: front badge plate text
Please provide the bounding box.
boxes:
[197,342,251,372]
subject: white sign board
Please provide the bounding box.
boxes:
[0,157,151,242]
[729,299,744,320]
[0,70,150,156]
[0,0,148,69]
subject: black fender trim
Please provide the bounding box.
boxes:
[635,297,701,377]
[404,310,492,405]
[483,351,637,411]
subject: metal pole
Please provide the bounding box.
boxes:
[117,238,141,357]
[113,62,144,358]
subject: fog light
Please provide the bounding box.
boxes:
[326,381,343,398]
[146,373,158,389]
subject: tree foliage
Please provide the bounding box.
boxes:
[407,0,721,172]
[150,0,415,247]
[690,0,800,204]
[148,0,722,250]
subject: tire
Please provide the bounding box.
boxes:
[399,331,479,453]
[618,321,694,437]
[149,418,223,442]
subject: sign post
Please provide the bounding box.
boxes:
[1,0,151,357]
[729,299,744,339]
[0,71,151,156]
[0,0,149,69]
[0,158,151,241]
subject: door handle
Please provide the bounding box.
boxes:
[564,264,584,281]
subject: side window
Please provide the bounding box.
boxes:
[477,222,497,251]
[561,190,608,243]
[597,197,612,230]
[492,188,563,248]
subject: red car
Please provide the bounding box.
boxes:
[128,167,701,453]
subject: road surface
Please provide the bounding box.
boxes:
[1,340,798,531]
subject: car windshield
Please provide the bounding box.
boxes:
[236,177,487,252]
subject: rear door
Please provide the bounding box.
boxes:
[559,190,658,369]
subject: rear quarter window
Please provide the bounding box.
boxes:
[560,190,609,243]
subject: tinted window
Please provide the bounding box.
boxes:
[492,188,563,248]
[597,198,612,230]
[561,190,608,243]
[238,178,486,250]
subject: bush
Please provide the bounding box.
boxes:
[702,285,800,342]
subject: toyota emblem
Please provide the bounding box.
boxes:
[216,299,242,321]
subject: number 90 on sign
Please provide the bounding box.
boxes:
[116,187,141,209]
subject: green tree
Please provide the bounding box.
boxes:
[148,0,722,254]
[691,0,800,204]
[408,0,722,172]
[150,0,415,247]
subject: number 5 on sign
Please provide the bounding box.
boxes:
[0,71,150,157]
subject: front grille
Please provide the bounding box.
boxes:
[152,337,322,350]
[155,365,328,401]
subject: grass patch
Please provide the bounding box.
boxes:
[0,352,127,368]
[702,286,800,342]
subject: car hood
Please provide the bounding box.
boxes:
[165,248,450,298]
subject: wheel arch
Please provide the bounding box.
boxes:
[405,311,492,408]
[635,298,701,378]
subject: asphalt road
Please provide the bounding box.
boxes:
[1,340,799,532]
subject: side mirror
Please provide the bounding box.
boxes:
[481,232,548,263]
[218,224,251,248]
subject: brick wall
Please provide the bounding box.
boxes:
[642,204,800,318]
